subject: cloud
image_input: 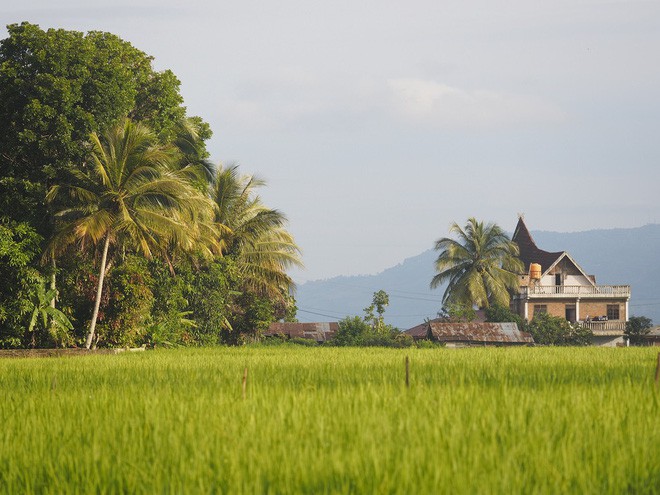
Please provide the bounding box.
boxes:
[216,70,567,134]
[387,78,566,128]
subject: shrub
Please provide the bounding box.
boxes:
[485,304,528,330]
[331,316,413,348]
[528,312,592,346]
[98,255,154,347]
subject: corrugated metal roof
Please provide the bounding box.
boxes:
[264,322,339,342]
[405,319,442,338]
[430,322,534,343]
[646,326,660,337]
[405,321,534,344]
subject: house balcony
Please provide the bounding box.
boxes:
[580,320,626,335]
[518,285,630,299]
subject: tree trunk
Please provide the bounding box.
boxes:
[49,258,56,308]
[49,258,58,346]
[85,235,111,349]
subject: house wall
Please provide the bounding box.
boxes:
[580,301,626,320]
[538,258,593,286]
[512,298,628,321]
[530,300,570,318]
[538,273,592,285]
[564,274,593,285]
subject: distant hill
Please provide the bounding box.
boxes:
[295,224,660,329]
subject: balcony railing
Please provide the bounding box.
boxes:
[519,285,630,298]
[580,320,626,334]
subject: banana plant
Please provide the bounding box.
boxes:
[26,281,73,348]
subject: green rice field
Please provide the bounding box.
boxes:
[0,347,658,494]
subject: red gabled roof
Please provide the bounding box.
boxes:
[512,217,564,274]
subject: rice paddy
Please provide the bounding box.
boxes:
[0,346,658,494]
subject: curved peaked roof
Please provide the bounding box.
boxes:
[512,217,564,274]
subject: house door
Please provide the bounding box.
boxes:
[555,274,562,285]
[565,305,576,322]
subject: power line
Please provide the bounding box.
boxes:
[319,279,441,299]
[297,308,347,319]
[298,306,436,319]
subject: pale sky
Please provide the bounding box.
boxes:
[4,1,660,282]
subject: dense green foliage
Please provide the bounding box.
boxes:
[332,316,412,347]
[431,218,523,308]
[625,316,653,345]
[528,312,593,346]
[0,24,300,348]
[0,347,657,493]
[331,291,414,347]
[0,220,43,347]
[485,303,527,328]
[0,22,192,228]
[439,302,478,322]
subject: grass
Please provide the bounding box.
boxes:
[0,346,658,494]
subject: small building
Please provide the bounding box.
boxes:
[404,321,534,347]
[641,326,660,346]
[510,217,631,346]
[264,322,338,343]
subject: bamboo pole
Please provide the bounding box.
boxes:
[405,356,410,388]
[242,367,248,399]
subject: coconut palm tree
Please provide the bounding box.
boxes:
[210,165,302,299]
[47,119,217,348]
[169,116,215,187]
[430,218,523,309]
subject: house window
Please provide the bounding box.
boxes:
[555,274,562,285]
[607,305,620,320]
[533,305,547,316]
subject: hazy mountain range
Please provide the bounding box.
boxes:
[295,224,660,329]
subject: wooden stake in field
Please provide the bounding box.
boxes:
[242,367,248,399]
[405,356,410,388]
[655,352,660,387]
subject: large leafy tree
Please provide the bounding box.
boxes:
[47,119,216,348]
[430,218,523,309]
[210,165,302,300]
[624,316,653,345]
[0,23,212,348]
[0,22,204,230]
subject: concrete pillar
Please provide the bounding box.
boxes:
[524,300,529,320]
[576,298,580,321]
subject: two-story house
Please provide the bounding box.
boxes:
[510,217,631,346]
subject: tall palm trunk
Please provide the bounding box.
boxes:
[49,258,58,346]
[85,235,110,349]
[49,258,56,308]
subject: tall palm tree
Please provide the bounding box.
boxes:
[169,116,215,187]
[210,165,302,299]
[430,218,523,309]
[47,119,216,348]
